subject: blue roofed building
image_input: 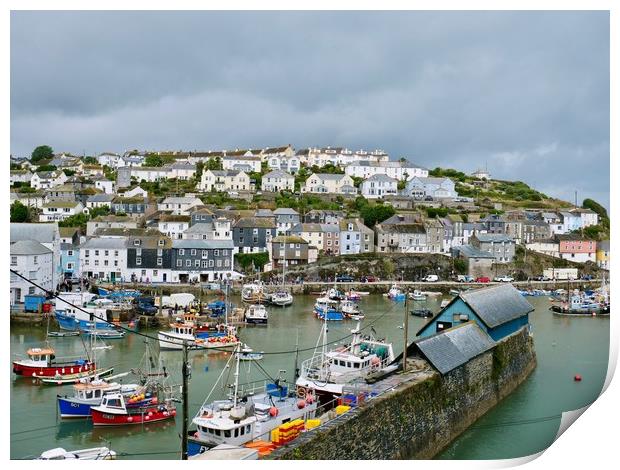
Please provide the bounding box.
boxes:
[416,284,534,342]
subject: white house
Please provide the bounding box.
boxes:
[79,237,127,282]
[339,219,374,254]
[30,171,68,190]
[157,215,191,239]
[10,191,46,209]
[166,162,196,180]
[404,177,457,199]
[117,155,144,167]
[222,155,262,173]
[119,186,149,199]
[126,166,171,182]
[360,174,398,199]
[345,160,428,181]
[199,170,251,192]
[86,215,140,236]
[570,208,599,228]
[267,155,301,174]
[93,177,116,194]
[39,201,84,222]
[262,170,295,192]
[97,152,121,167]
[157,196,203,215]
[471,169,491,180]
[296,147,389,168]
[10,170,33,186]
[11,223,61,289]
[10,240,54,304]
[301,173,357,195]
[86,193,115,209]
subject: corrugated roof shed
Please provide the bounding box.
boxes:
[460,284,534,328]
[413,322,496,375]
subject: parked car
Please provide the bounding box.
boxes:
[422,274,439,282]
[532,275,551,281]
[361,276,378,283]
[335,274,355,283]
[455,275,474,282]
[424,195,434,201]
[136,297,157,315]
[475,276,491,283]
[493,276,514,282]
[580,274,593,280]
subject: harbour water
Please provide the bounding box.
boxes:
[10,294,609,460]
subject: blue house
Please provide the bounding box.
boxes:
[416,284,534,342]
[59,227,80,280]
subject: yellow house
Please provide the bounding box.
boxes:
[596,240,609,270]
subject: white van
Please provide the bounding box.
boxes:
[422,274,439,282]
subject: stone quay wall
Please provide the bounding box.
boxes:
[269,326,536,460]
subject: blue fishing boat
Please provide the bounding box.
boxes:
[314,298,344,321]
[97,287,110,296]
[57,379,145,418]
[207,300,226,317]
[55,311,115,332]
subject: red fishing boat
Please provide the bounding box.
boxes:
[12,347,96,378]
[90,392,176,426]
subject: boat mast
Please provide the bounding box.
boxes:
[232,342,241,408]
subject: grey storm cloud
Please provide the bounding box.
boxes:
[10,10,609,207]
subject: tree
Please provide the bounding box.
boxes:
[360,203,395,228]
[58,213,90,231]
[235,252,270,272]
[144,153,174,167]
[63,169,76,176]
[583,198,609,226]
[89,206,110,219]
[31,145,54,163]
[205,157,223,171]
[249,172,262,190]
[10,201,29,222]
[36,164,57,172]
[82,156,98,164]
[397,180,406,191]
[195,161,204,181]
[453,258,468,275]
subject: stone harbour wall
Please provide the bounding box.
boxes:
[270,326,536,460]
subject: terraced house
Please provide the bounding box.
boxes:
[39,201,84,222]
[375,218,427,253]
[171,239,234,283]
[301,173,357,195]
[339,218,374,254]
[233,217,277,254]
[79,237,127,282]
[126,231,173,283]
[271,235,316,269]
[199,170,251,192]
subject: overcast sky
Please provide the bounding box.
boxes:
[10,11,610,208]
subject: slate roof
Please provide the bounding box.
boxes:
[413,322,496,375]
[264,170,294,179]
[453,245,495,259]
[598,240,610,251]
[10,240,53,256]
[59,227,80,239]
[43,201,81,209]
[80,238,128,249]
[473,233,514,243]
[234,217,276,229]
[263,145,292,154]
[172,239,234,249]
[184,222,214,234]
[313,173,348,181]
[363,174,398,183]
[273,208,299,216]
[272,236,308,244]
[87,194,115,203]
[460,284,534,329]
[10,222,59,244]
[377,223,426,234]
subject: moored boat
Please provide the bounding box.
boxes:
[244,304,269,324]
[242,282,268,304]
[314,297,344,321]
[270,291,293,307]
[385,285,406,301]
[57,378,142,418]
[410,308,433,318]
[409,290,427,301]
[36,447,116,460]
[90,392,177,426]
[12,347,96,379]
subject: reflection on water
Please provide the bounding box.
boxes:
[11,294,609,460]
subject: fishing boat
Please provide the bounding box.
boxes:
[237,345,264,361]
[324,287,345,301]
[57,375,142,418]
[345,291,361,301]
[90,392,177,426]
[12,346,97,379]
[40,366,115,386]
[313,297,344,321]
[82,328,125,339]
[550,294,602,315]
[296,321,396,405]
[270,291,293,307]
[36,447,116,460]
[55,309,117,332]
[244,304,269,324]
[340,300,363,319]
[384,285,406,301]
[241,282,268,304]
[410,308,433,318]
[409,290,427,301]
[158,320,238,351]
[187,345,317,456]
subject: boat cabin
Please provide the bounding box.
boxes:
[170,323,195,335]
[73,382,115,400]
[195,401,257,447]
[26,348,55,366]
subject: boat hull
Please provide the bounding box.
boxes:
[13,361,96,378]
[244,316,268,324]
[91,407,176,426]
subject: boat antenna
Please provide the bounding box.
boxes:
[232,342,241,408]
[181,340,189,461]
[294,327,300,381]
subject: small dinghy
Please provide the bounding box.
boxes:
[36,446,116,460]
[236,344,264,361]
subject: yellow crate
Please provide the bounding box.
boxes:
[271,429,280,443]
[305,419,321,430]
[335,405,351,415]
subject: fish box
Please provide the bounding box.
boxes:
[335,405,351,415]
[305,419,321,430]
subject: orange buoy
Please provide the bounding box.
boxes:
[297,400,306,409]
[574,374,582,381]
[269,406,278,417]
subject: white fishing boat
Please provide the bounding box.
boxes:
[241,282,268,304]
[340,300,363,318]
[36,447,116,460]
[296,320,396,404]
[313,297,344,321]
[270,291,293,307]
[409,290,427,301]
[188,344,317,456]
[244,304,269,324]
[158,321,239,351]
[385,285,406,301]
[237,344,264,361]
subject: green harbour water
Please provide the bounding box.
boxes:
[10,294,609,460]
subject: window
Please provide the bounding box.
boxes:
[157,258,162,266]
[177,259,182,267]
[104,250,109,256]
[67,250,73,257]
[179,249,185,256]
[114,260,118,267]
[186,260,191,267]
[85,250,90,257]
[95,260,99,266]
[216,260,222,267]
[223,249,228,256]
[202,260,208,268]
[141,270,146,276]
[158,239,164,246]
[191,249,196,255]
[153,270,158,276]
[10,256,16,266]
[224,259,229,267]
[157,249,163,256]
[84,259,89,265]
[195,260,200,267]
[104,260,109,266]
[136,248,142,256]
[134,239,141,246]
[28,286,36,295]
[214,250,219,256]
[136,257,142,265]
[114,250,119,257]
[224,430,231,438]
[202,250,208,258]
[208,260,214,267]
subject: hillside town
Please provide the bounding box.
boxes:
[10,144,610,304]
